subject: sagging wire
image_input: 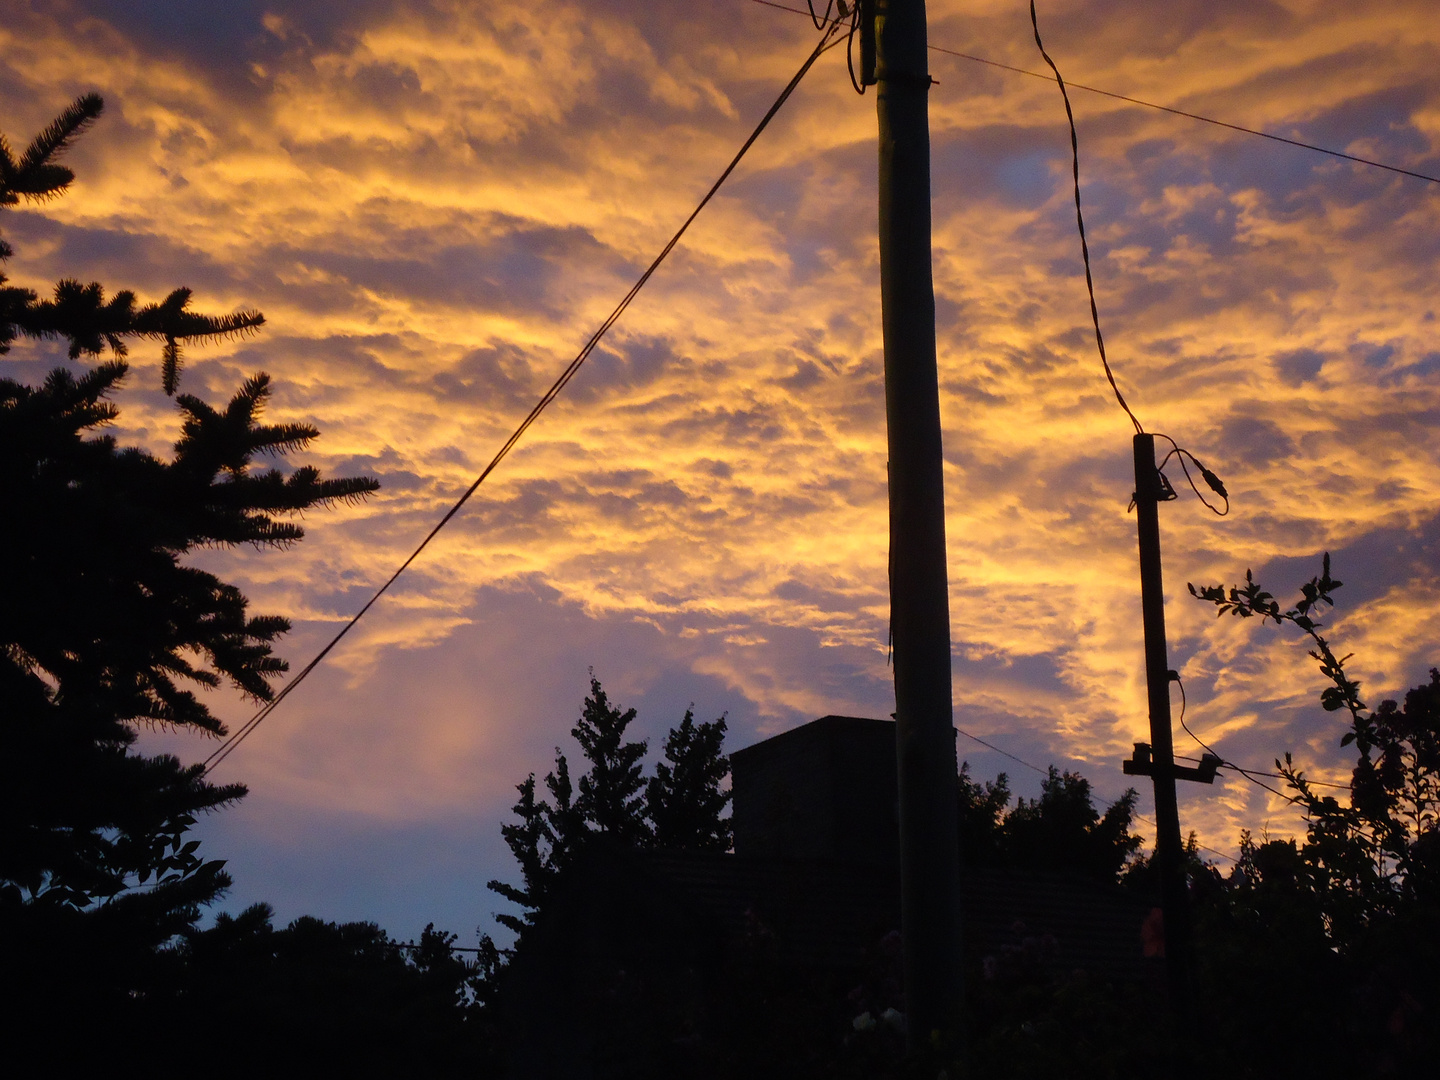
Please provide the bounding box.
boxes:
[843,2,867,95]
[201,16,850,776]
[1176,754,1350,790]
[757,0,1440,187]
[1030,0,1142,436]
[1170,670,1306,805]
[954,723,1237,863]
[1031,3,1232,518]
[1155,433,1230,516]
[805,0,836,29]
[807,0,868,94]
[1123,432,1230,517]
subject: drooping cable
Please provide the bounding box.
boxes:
[1030,4,1237,515]
[843,1,867,96]
[805,0,835,30]
[1171,671,1307,805]
[1030,1,1142,435]
[1155,433,1230,516]
[202,19,848,775]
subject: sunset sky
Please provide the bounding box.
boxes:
[3,0,1438,945]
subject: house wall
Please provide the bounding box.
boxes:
[730,715,899,868]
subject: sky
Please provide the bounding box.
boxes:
[2,0,1438,946]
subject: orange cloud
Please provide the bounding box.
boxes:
[3,0,1438,936]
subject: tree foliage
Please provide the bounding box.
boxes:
[0,95,378,1005]
[648,708,733,851]
[573,676,651,845]
[1,94,265,394]
[486,676,731,942]
[1190,555,1440,929]
[1185,557,1440,1076]
[26,903,495,1075]
[957,763,1141,884]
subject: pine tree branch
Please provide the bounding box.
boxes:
[17,93,104,175]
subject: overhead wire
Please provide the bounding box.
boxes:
[1030,5,1237,518]
[955,724,1237,864]
[204,2,1413,773]
[1032,5,1296,854]
[201,16,850,775]
[1170,672,1310,807]
[1155,434,1229,517]
[1030,0,1142,435]
[790,0,1336,840]
[927,43,1440,188]
[750,0,1440,186]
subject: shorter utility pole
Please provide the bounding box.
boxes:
[1122,433,1219,1016]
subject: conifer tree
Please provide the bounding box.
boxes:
[486,677,651,938]
[647,709,732,850]
[486,775,557,938]
[487,678,733,946]
[572,674,651,845]
[2,95,267,395]
[0,95,378,999]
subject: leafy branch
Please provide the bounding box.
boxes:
[1189,552,1365,728]
[1190,557,1440,919]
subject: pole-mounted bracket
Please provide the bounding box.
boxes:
[1130,466,1177,511]
[1122,742,1221,784]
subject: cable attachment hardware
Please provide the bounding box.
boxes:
[1128,463,1177,512]
[1157,469,1178,502]
[1122,742,1221,784]
[1195,460,1227,499]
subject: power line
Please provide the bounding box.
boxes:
[1030,0,1142,434]
[1170,674,1309,807]
[930,44,1440,187]
[200,18,849,775]
[1176,755,1348,790]
[956,724,1048,776]
[955,724,1237,864]
[750,0,1440,186]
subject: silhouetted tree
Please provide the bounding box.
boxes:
[573,674,651,844]
[956,762,1141,883]
[487,774,558,938]
[647,708,732,850]
[1183,558,1440,1077]
[1004,768,1142,882]
[0,95,378,1023]
[1190,557,1440,927]
[956,764,1011,867]
[142,905,492,1076]
[486,677,731,943]
[2,94,265,394]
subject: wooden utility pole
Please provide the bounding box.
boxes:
[1127,433,1196,1013]
[873,0,964,1046]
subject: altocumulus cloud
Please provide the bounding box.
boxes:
[1,0,1437,939]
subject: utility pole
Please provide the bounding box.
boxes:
[872,0,964,1046]
[1123,433,1219,1016]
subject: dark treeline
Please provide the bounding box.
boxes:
[473,661,1439,1080]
